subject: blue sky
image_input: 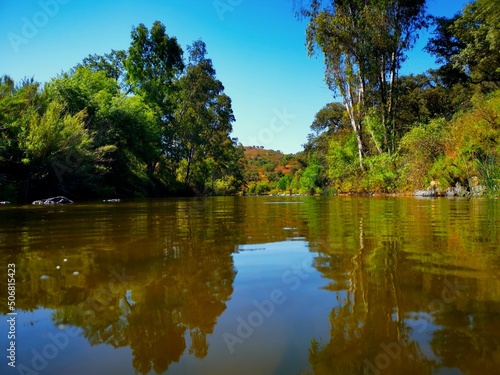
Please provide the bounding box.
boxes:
[1,0,467,154]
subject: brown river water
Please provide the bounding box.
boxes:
[1,196,499,375]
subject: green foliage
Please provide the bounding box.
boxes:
[451,0,500,88]
[79,49,128,90]
[125,21,186,178]
[301,0,499,195]
[399,118,447,189]
[425,15,470,88]
[255,182,271,195]
[45,68,165,196]
[213,175,241,196]
[428,155,464,189]
[246,181,271,195]
[396,72,467,129]
[397,89,500,193]
[173,40,241,194]
[0,22,246,201]
[18,102,91,164]
[364,111,385,154]
[309,102,347,134]
[45,67,120,121]
[291,169,303,193]
[427,0,500,89]
[476,155,500,195]
[300,163,322,193]
[361,154,398,192]
[325,131,399,193]
[305,0,428,161]
[451,92,499,160]
[446,90,500,191]
[277,174,292,191]
[3,7,499,200]
[14,99,104,198]
[326,134,358,185]
[125,21,184,108]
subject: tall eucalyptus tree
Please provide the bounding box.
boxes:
[303,0,428,166]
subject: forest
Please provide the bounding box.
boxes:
[0,22,245,202]
[1,0,499,202]
[246,0,500,197]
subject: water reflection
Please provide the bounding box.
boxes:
[305,198,500,375]
[1,197,500,374]
[0,200,226,373]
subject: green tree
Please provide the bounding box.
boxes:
[45,66,121,128]
[399,118,447,189]
[78,49,129,91]
[1,76,42,200]
[125,21,185,176]
[426,0,500,89]
[300,163,323,193]
[174,40,240,193]
[277,174,292,192]
[1,22,247,199]
[304,0,428,164]
[396,72,464,128]
[303,102,350,191]
[98,95,162,195]
[45,67,125,189]
[452,0,500,88]
[45,66,171,197]
[17,101,96,199]
[425,15,469,87]
[326,133,358,190]
[309,102,347,135]
[0,76,104,200]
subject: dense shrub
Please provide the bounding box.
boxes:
[399,118,447,190]
[277,174,292,191]
[361,154,398,193]
[300,163,323,193]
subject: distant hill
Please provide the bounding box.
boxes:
[243,146,300,185]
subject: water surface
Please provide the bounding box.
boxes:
[1,197,500,374]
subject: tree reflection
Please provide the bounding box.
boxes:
[305,198,500,375]
[2,197,500,374]
[43,241,237,374]
[0,199,242,374]
[309,237,434,374]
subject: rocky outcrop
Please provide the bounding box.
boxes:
[413,189,438,197]
[471,184,486,196]
[413,182,439,197]
[444,183,468,197]
[413,190,438,197]
[415,181,487,198]
[32,196,74,205]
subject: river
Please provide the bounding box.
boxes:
[1,196,499,375]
